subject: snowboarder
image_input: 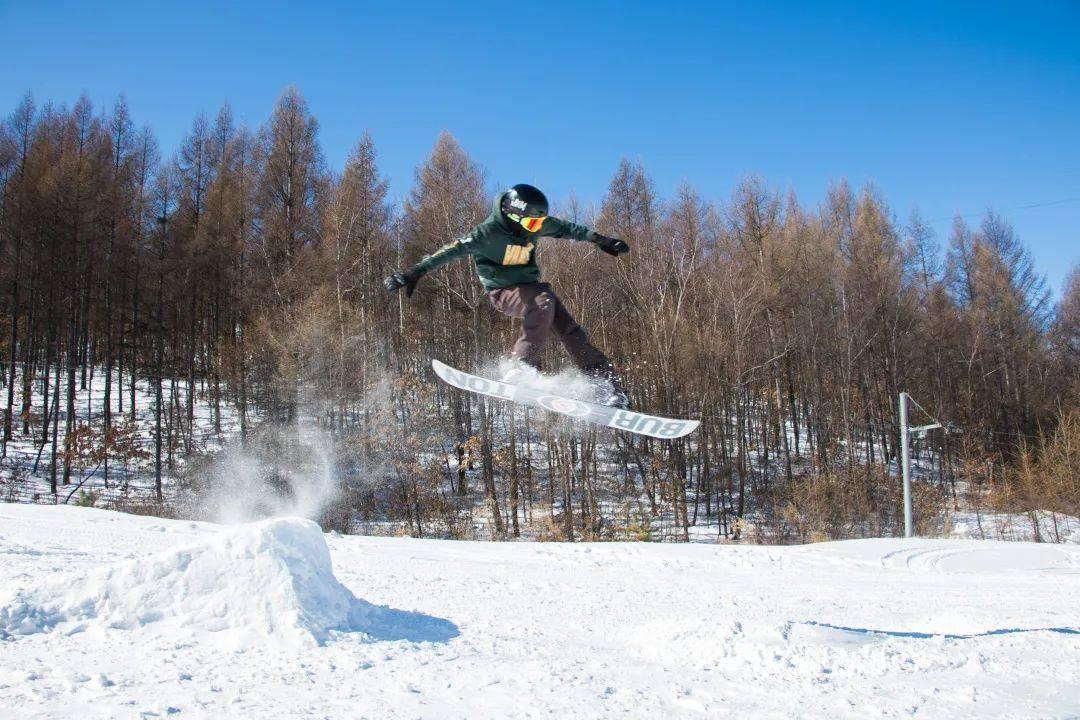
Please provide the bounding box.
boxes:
[384,183,631,408]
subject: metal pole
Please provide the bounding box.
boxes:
[900,391,912,538]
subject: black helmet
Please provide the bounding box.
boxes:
[501,184,548,218]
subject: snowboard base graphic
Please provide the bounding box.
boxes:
[432,359,699,439]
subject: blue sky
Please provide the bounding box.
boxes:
[3,0,1078,295]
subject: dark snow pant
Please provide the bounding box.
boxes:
[486,282,613,374]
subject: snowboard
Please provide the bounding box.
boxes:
[432,359,700,439]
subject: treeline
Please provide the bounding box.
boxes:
[0,87,1076,540]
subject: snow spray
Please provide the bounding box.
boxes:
[197,407,340,525]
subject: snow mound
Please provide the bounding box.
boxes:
[0,518,354,648]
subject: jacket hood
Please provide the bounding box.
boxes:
[491,190,527,236]
[492,190,507,216]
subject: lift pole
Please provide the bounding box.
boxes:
[899,391,943,538]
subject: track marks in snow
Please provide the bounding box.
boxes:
[878,543,1080,574]
[2,507,1079,719]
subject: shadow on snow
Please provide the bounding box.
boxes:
[796,620,1079,640]
[343,598,460,644]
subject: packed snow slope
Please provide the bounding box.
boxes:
[0,505,1077,719]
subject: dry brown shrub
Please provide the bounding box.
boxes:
[755,465,946,543]
[998,407,1080,524]
[533,514,572,542]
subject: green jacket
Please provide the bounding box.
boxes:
[412,191,597,291]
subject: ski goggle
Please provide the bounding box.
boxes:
[507,213,546,232]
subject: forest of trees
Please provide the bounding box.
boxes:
[1,87,1077,542]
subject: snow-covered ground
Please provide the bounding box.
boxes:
[951,509,1080,544]
[0,369,245,506]
[1,505,1077,719]
[5,367,1076,548]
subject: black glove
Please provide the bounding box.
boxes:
[383,268,422,297]
[594,233,630,257]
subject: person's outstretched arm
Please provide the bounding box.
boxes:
[540,218,630,256]
[383,234,476,297]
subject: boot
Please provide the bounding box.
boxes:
[498,357,539,385]
[584,362,631,410]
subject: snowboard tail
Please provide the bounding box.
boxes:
[432,359,699,439]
